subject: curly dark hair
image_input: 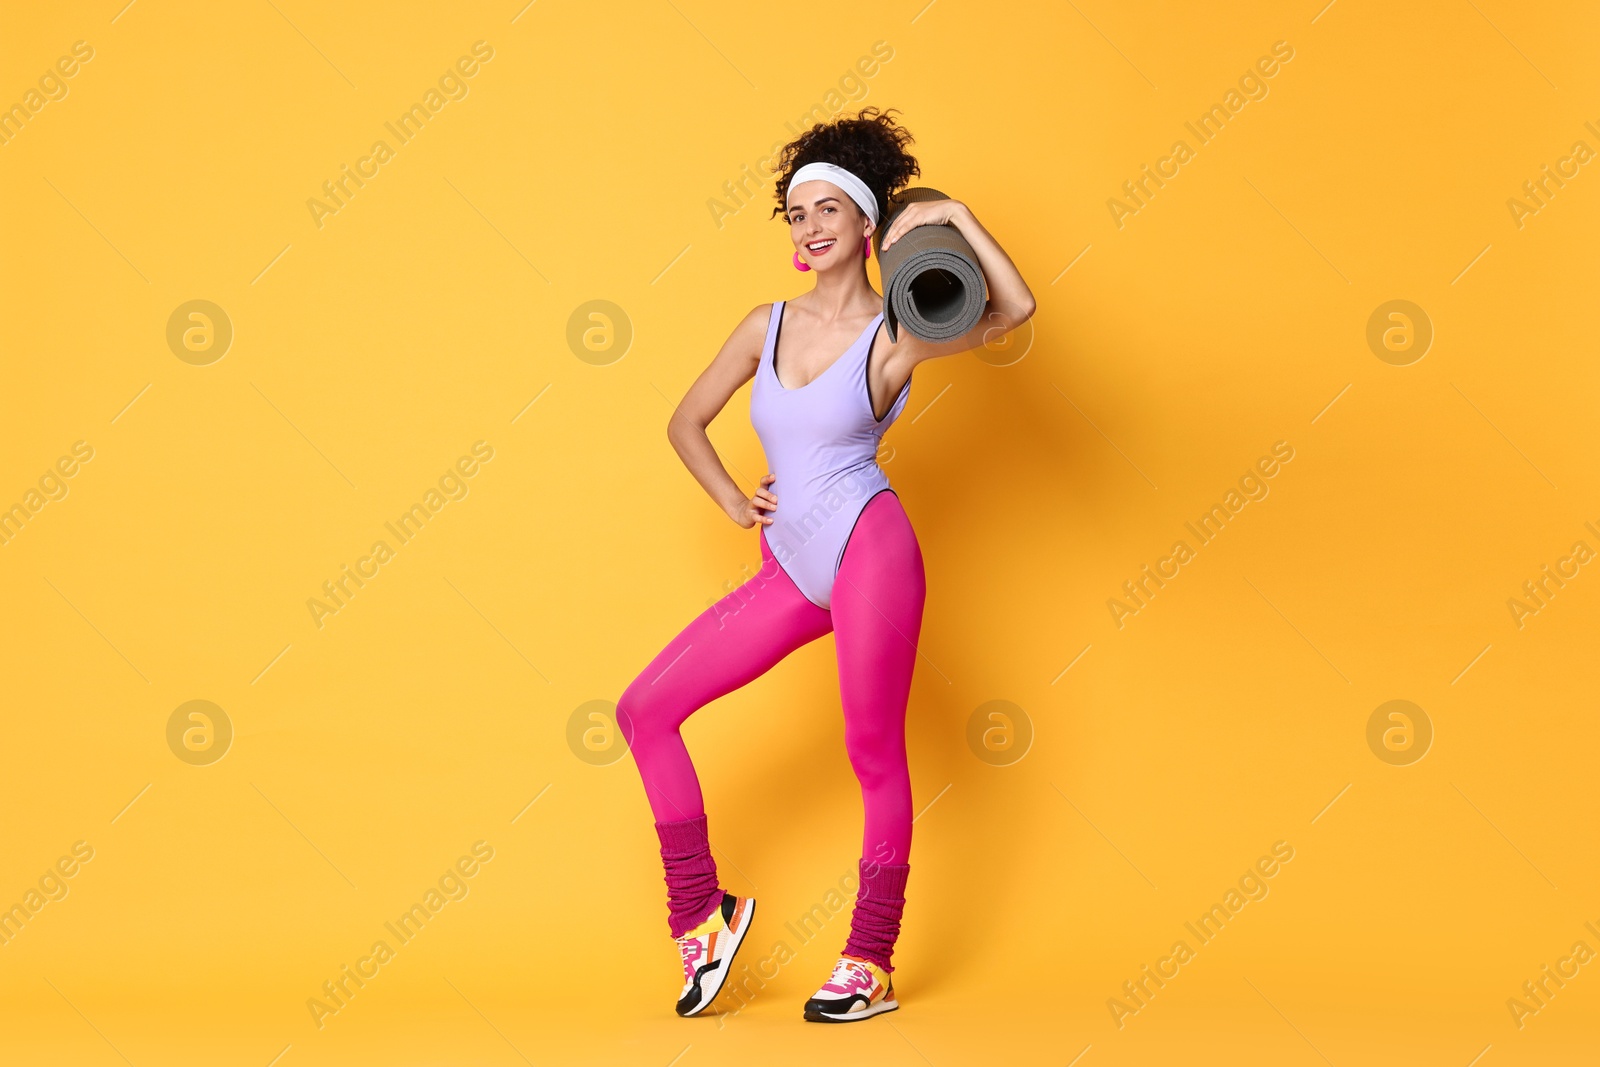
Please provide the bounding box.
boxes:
[769,106,920,226]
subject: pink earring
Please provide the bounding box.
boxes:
[792,250,811,272]
[863,236,872,260]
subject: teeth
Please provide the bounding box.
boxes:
[807,239,836,251]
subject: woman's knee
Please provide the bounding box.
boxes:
[615,678,666,749]
[844,725,908,786]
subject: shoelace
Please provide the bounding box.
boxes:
[678,936,706,983]
[825,958,874,995]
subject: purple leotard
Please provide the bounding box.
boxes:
[750,299,911,610]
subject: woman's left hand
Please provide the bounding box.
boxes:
[879,199,969,251]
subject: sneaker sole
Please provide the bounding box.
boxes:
[680,898,756,1018]
[803,997,899,1023]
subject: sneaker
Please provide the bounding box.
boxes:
[803,955,899,1023]
[674,892,756,1017]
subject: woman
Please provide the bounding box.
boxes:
[616,107,1035,1023]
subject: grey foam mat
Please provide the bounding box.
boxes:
[873,187,986,343]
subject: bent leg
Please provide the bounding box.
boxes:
[830,490,926,970]
[617,531,834,824]
[617,532,832,936]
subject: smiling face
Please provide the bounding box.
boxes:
[786,180,871,270]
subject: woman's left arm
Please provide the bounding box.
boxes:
[879,199,1037,364]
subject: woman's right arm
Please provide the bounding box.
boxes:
[665,303,779,529]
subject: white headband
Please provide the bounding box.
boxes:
[786,162,879,226]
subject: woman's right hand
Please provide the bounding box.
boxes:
[728,473,778,528]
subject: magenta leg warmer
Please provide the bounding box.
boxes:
[842,859,911,972]
[655,814,725,939]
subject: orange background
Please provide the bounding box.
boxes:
[2,1,1598,1063]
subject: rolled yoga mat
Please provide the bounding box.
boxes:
[873,187,987,343]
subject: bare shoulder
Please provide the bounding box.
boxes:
[741,301,775,337]
[675,303,777,427]
[717,302,774,362]
[687,303,775,393]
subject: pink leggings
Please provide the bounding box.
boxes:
[618,489,925,871]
